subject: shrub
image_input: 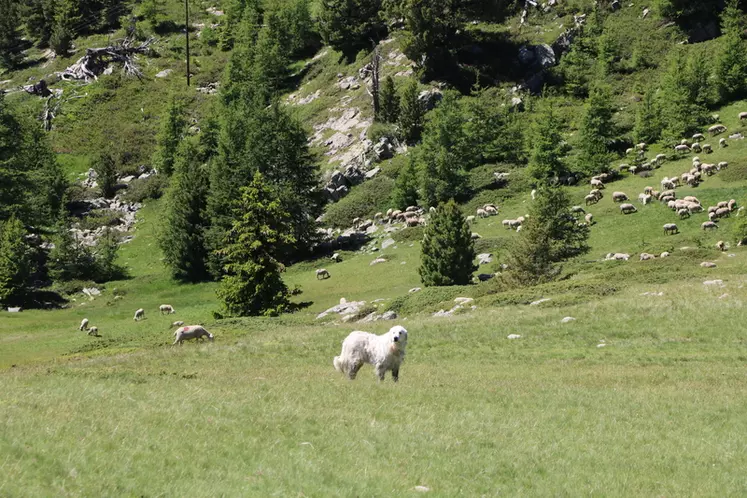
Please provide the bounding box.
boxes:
[120,175,169,203]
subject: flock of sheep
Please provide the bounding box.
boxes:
[579,114,745,261]
[78,304,214,345]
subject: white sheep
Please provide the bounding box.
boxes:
[331,253,342,263]
[718,161,728,170]
[502,219,512,229]
[509,219,522,230]
[477,208,488,218]
[716,207,731,218]
[612,192,629,203]
[660,251,670,258]
[728,199,737,211]
[485,206,498,216]
[691,142,702,152]
[620,203,637,214]
[663,223,678,235]
[739,112,747,120]
[606,253,630,261]
[693,133,705,141]
[638,193,652,205]
[585,213,593,225]
[702,221,718,230]
[466,215,476,223]
[674,144,690,153]
[677,208,690,219]
[716,240,727,251]
[316,268,331,279]
[87,326,99,336]
[159,304,175,315]
[640,253,656,261]
[171,321,184,328]
[590,178,604,189]
[571,205,586,214]
[708,124,727,135]
[531,189,537,200]
[590,189,603,200]
[173,325,214,345]
[702,144,713,153]
[79,318,89,331]
[719,138,728,148]
[585,194,598,206]
[134,308,145,321]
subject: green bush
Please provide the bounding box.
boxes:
[120,175,169,203]
[367,122,399,144]
[50,279,98,296]
[324,177,395,228]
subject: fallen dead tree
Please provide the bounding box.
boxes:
[57,37,155,82]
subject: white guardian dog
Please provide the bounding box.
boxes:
[333,325,408,382]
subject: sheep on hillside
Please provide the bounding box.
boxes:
[87,326,99,337]
[316,269,331,279]
[571,205,586,214]
[702,144,713,154]
[718,161,728,170]
[620,203,637,214]
[159,304,175,315]
[612,192,629,203]
[134,308,145,321]
[693,133,705,141]
[477,208,488,218]
[173,325,214,345]
[585,194,599,206]
[678,208,690,219]
[716,241,727,251]
[674,144,690,153]
[708,124,727,135]
[585,213,594,225]
[739,112,747,120]
[702,221,718,230]
[663,223,678,235]
[719,138,728,148]
[79,318,89,331]
[640,253,656,261]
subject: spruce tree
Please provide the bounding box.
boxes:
[505,187,589,285]
[379,76,399,124]
[216,172,295,317]
[392,156,420,209]
[658,48,707,143]
[24,0,56,48]
[152,96,186,176]
[398,78,424,144]
[50,0,79,56]
[159,141,210,282]
[715,0,747,102]
[578,84,615,175]
[92,150,117,198]
[48,218,95,282]
[23,123,66,224]
[94,227,124,282]
[401,0,463,79]
[0,0,23,69]
[419,91,470,207]
[0,94,30,223]
[418,200,477,287]
[527,102,569,183]
[0,217,34,304]
[250,16,289,105]
[634,88,662,144]
[319,0,385,60]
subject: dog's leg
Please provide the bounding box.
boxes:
[375,365,386,382]
[392,368,399,383]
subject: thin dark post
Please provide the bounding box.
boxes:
[185,0,191,86]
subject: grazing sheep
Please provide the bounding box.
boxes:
[571,205,586,214]
[405,206,419,213]
[691,143,702,152]
[585,194,599,205]
[693,133,705,141]
[466,215,476,223]
[333,325,408,382]
[708,206,719,214]
[728,199,737,211]
[87,326,99,336]
[716,240,727,251]
[331,253,342,263]
[585,213,594,225]
[716,207,731,218]
[477,208,488,218]
[590,178,604,189]
[674,144,690,153]
[471,232,482,239]
[509,219,523,230]
[79,318,89,331]
[590,189,603,200]
[636,142,647,151]
[708,124,727,135]
[171,321,184,328]
[678,208,690,219]
[374,212,383,221]
[719,138,728,148]
[663,223,679,235]
[639,193,652,205]
[683,196,699,204]
[620,203,637,214]
[660,251,670,258]
[173,325,214,345]
[702,144,713,153]
[134,308,145,321]
[655,153,667,163]
[316,268,331,280]
[640,253,656,261]
[159,304,175,315]
[605,253,630,261]
[702,221,718,230]
[643,186,654,195]
[688,203,703,214]
[502,219,512,229]
[386,208,393,218]
[718,161,728,170]
[612,192,629,203]
[485,206,498,216]
[709,211,718,221]
[405,217,421,227]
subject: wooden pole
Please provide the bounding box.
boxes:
[185,0,191,86]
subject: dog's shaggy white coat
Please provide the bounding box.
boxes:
[333,325,408,382]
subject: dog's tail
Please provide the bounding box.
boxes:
[333,356,343,372]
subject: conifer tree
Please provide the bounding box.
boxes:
[23,123,66,224]
[578,84,615,175]
[419,91,470,207]
[0,217,34,304]
[319,0,385,60]
[92,150,117,198]
[634,88,661,144]
[392,156,420,209]
[152,97,186,176]
[159,141,210,282]
[0,95,30,222]
[50,0,80,56]
[398,78,424,144]
[505,187,589,285]
[216,172,295,317]
[94,227,124,282]
[658,49,706,143]
[0,0,23,69]
[379,76,399,124]
[48,218,95,282]
[715,0,747,102]
[418,200,476,287]
[401,0,463,78]
[24,0,56,47]
[250,17,289,105]
[527,102,568,183]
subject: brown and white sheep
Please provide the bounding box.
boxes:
[173,325,214,345]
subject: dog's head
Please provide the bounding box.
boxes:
[389,325,408,347]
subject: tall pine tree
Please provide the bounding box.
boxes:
[399,78,425,144]
[0,0,23,69]
[715,0,747,102]
[526,101,569,184]
[50,0,80,56]
[0,217,34,304]
[578,84,615,175]
[319,0,385,60]
[392,156,420,209]
[159,141,210,282]
[418,200,476,287]
[379,76,400,124]
[152,96,186,176]
[634,88,662,144]
[216,172,295,317]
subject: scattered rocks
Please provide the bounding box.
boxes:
[365,167,381,180]
[418,88,443,111]
[530,298,551,306]
[370,257,387,266]
[358,310,398,323]
[454,297,474,305]
[373,137,396,160]
[507,334,521,339]
[316,299,367,320]
[82,287,101,299]
[477,253,493,265]
[414,486,430,493]
[197,82,219,95]
[640,291,664,296]
[560,316,576,323]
